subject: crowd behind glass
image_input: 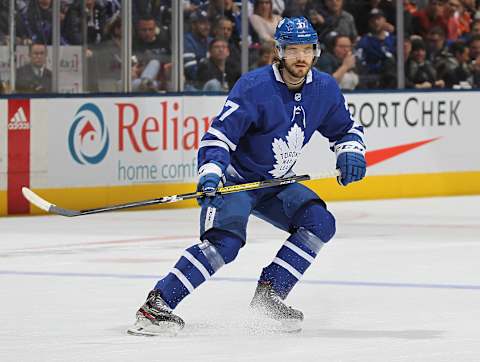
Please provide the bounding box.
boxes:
[1,0,480,94]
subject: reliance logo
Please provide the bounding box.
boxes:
[68,103,110,165]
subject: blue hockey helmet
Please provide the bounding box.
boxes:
[274,17,321,57]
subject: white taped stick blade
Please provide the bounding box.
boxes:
[21,187,53,212]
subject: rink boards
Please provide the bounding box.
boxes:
[1,90,480,215]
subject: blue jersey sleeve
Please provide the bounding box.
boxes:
[317,77,365,151]
[198,76,259,174]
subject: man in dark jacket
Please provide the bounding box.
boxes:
[196,38,240,91]
[16,43,52,93]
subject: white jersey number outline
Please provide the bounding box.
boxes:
[219,100,239,121]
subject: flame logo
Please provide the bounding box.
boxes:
[68,103,109,165]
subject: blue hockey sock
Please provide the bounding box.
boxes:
[259,228,325,299]
[154,240,225,309]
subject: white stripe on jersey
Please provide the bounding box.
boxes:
[207,127,237,151]
[199,140,230,152]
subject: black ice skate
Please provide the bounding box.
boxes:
[250,281,304,332]
[127,290,185,336]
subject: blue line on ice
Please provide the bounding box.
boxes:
[1,270,480,291]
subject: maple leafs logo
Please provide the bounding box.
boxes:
[269,123,305,178]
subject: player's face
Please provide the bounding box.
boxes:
[282,44,315,78]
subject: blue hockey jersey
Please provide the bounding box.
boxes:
[198,63,364,182]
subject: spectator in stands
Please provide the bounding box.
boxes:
[16,42,52,93]
[133,0,171,28]
[271,0,285,15]
[405,38,445,88]
[201,0,241,42]
[316,33,359,90]
[471,19,480,37]
[443,40,473,87]
[89,11,122,91]
[133,16,170,59]
[425,26,456,79]
[16,0,54,44]
[443,0,471,41]
[412,0,448,38]
[250,41,275,69]
[63,0,108,45]
[469,33,480,86]
[184,9,212,89]
[356,8,397,88]
[196,38,240,91]
[0,0,9,44]
[469,34,480,61]
[131,55,162,92]
[250,0,282,44]
[212,16,241,78]
[352,0,395,36]
[316,0,358,43]
[282,0,323,31]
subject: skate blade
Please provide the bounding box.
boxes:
[278,319,302,333]
[127,318,181,337]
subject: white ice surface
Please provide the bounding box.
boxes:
[1,196,479,362]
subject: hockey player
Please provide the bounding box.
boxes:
[128,16,366,336]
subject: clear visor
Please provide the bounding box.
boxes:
[278,43,321,59]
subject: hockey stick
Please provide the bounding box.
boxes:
[22,170,340,217]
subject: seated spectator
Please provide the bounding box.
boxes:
[282,0,325,35]
[212,16,241,78]
[356,8,396,88]
[201,0,241,42]
[196,38,240,91]
[469,34,480,62]
[469,33,480,86]
[133,0,171,28]
[63,0,108,45]
[249,0,282,44]
[471,19,480,37]
[425,26,456,79]
[316,0,358,43]
[444,0,471,41]
[316,33,359,90]
[443,40,473,88]
[250,42,275,69]
[184,9,212,88]
[89,12,122,91]
[412,0,448,38]
[0,0,8,44]
[352,0,395,36]
[16,0,53,45]
[271,0,285,16]
[133,16,170,59]
[405,38,445,88]
[132,55,162,92]
[16,42,52,93]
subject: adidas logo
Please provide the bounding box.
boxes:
[8,106,30,130]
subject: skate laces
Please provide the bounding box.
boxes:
[148,292,172,314]
[267,287,291,311]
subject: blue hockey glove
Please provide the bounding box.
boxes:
[336,152,366,186]
[335,134,367,186]
[197,164,224,208]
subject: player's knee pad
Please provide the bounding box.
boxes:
[202,229,243,265]
[292,201,336,243]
